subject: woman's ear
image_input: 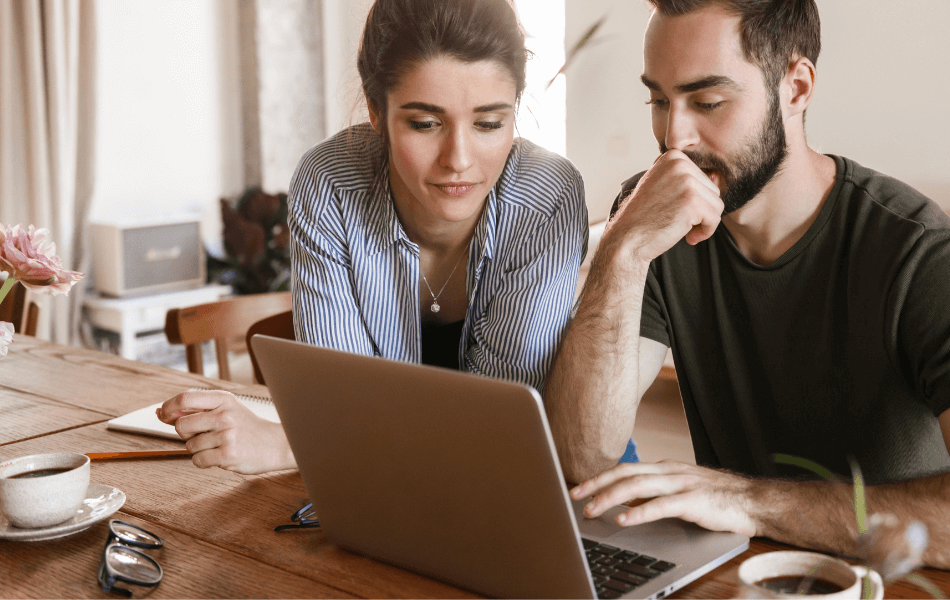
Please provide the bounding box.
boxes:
[367,101,382,133]
[782,56,816,119]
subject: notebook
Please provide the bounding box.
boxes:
[106,388,280,440]
[250,335,749,600]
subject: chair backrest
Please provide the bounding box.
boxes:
[164,291,292,381]
[245,310,295,385]
[0,281,39,336]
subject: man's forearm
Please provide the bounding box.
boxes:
[546,243,650,484]
[752,472,950,569]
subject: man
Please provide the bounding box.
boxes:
[546,0,950,569]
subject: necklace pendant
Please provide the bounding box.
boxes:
[430,302,440,313]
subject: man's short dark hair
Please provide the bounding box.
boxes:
[647,0,821,89]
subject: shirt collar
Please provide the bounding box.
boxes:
[365,162,411,256]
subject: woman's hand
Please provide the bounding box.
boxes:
[157,390,297,475]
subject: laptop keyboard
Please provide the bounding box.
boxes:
[583,538,676,599]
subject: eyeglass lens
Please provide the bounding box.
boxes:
[112,521,162,547]
[106,546,162,584]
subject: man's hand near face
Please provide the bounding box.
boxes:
[606,150,724,265]
[544,151,723,485]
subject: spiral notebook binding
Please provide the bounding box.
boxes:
[189,387,273,405]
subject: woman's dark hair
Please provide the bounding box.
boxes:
[648,0,821,90]
[356,0,528,195]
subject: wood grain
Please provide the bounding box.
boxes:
[0,425,478,599]
[0,387,112,446]
[0,512,354,599]
[0,334,250,417]
[2,337,948,599]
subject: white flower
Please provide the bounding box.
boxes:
[0,322,13,356]
[858,513,928,582]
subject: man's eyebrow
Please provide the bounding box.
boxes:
[398,101,513,113]
[640,74,741,93]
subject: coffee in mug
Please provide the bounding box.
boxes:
[738,551,883,599]
[0,453,91,528]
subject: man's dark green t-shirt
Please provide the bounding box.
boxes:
[617,155,950,484]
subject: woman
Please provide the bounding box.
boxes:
[159,0,588,474]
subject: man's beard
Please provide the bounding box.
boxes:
[661,92,788,214]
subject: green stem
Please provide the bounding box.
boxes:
[848,456,868,535]
[903,573,947,599]
[772,453,840,482]
[0,276,17,308]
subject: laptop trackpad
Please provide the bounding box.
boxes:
[572,498,743,567]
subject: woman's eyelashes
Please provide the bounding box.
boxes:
[475,120,504,131]
[407,119,506,131]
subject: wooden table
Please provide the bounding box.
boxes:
[1,335,948,598]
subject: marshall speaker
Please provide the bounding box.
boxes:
[90,219,206,297]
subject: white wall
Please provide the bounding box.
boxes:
[90,1,949,243]
[565,0,950,222]
[321,0,374,134]
[321,0,566,154]
[89,0,240,255]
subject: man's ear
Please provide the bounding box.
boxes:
[782,56,816,118]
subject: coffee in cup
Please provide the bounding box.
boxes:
[0,453,91,528]
[738,551,883,599]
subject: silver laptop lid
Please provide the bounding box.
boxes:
[251,335,596,599]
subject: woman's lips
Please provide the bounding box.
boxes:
[433,183,478,197]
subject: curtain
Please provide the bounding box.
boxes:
[0,0,97,345]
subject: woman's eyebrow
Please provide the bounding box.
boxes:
[474,102,513,113]
[398,101,513,113]
[399,101,445,113]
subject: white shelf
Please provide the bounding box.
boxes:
[84,284,232,361]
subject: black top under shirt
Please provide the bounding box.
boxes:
[615,155,950,484]
[421,320,465,370]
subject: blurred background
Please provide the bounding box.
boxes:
[1,0,948,357]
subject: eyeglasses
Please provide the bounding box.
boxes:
[274,501,320,532]
[98,519,163,597]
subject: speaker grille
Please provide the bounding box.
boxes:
[123,223,202,290]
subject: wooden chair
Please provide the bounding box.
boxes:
[0,281,39,336]
[164,291,292,381]
[245,310,295,385]
[657,365,677,382]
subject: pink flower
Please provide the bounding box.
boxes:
[0,224,83,295]
[0,322,12,356]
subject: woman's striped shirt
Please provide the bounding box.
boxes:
[287,124,588,392]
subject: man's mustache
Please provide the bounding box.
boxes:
[659,145,730,178]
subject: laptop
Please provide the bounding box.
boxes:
[251,335,749,599]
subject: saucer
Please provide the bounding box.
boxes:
[0,482,126,542]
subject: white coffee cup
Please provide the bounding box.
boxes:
[738,551,884,599]
[0,453,91,528]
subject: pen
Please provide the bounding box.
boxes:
[86,449,191,460]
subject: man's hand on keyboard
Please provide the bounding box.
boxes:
[569,460,758,537]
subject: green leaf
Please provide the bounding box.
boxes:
[771,453,839,482]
